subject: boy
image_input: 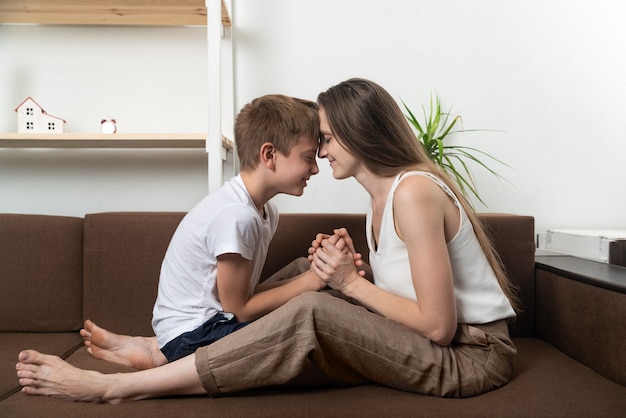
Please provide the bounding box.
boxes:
[79,94,325,370]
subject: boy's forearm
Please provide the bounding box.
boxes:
[254,276,298,292]
[254,269,318,293]
[238,270,324,321]
[254,257,313,293]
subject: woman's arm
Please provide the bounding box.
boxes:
[311,177,458,346]
[390,176,458,345]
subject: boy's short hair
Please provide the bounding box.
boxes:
[234,95,319,172]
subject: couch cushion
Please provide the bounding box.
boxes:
[82,212,185,337]
[2,339,625,417]
[0,332,82,401]
[0,214,83,332]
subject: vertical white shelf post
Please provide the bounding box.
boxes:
[221,0,236,181]
[206,0,225,193]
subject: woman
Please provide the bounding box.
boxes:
[309,78,519,397]
[15,78,519,402]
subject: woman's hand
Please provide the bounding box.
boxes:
[310,233,364,293]
[308,228,365,271]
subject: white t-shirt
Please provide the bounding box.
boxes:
[367,171,515,325]
[152,175,279,348]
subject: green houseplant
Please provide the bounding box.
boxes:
[403,94,507,206]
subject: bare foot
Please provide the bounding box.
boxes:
[80,320,166,370]
[16,350,119,404]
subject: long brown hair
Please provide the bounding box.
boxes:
[318,78,520,313]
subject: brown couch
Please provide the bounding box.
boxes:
[1,212,625,417]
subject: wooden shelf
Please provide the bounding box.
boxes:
[1,0,234,191]
[0,133,234,149]
[0,0,231,27]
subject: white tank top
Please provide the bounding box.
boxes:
[366,171,515,324]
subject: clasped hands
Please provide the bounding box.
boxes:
[308,228,366,293]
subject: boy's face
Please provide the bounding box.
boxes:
[274,135,320,196]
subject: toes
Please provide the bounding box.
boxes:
[17,365,40,389]
[84,319,96,332]
[18,350,29,362]
[18,375,36,386]
[21,385,36,394]
[16,362,38,373]
[21,384,49,397]
[18,349,40,363]
[18,350,65,369]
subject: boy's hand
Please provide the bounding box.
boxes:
[308,233,342,265]
[307,232,331,262]
[308,229,364,270]
[310,235,364,292]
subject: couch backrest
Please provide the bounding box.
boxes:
[1,212,534,338]
[477,214,536,337]
[262,213,369,278]
[0,214,83,332]
[82,212,185,336]
[80,213,370,337]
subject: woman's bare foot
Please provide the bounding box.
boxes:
[17,349,205,404]
[16,350,121,404]
[80,320,166,370]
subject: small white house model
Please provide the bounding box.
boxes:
[15,97,66,133]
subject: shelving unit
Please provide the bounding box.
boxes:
[0,0,230,27]
[0,133,234,150]
[0,0,235,192]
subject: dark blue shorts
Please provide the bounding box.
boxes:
[160,312,250,363]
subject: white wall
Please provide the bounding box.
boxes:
[1,0,625,234]
[0,25,210,214]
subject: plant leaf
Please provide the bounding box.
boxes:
[402,92,509,205]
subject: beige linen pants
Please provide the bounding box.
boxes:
[195,287,517,398]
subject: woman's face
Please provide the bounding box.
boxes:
[318,107,360,180]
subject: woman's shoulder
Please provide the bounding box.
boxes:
[393,171,462,242]
[394,171,448,203]
[393,172,459,223]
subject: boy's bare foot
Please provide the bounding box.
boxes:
[80,320,166,370]
[16,350,120,404]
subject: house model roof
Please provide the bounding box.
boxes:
[15,96,67,123]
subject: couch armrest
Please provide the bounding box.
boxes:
[536,256,626,386]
